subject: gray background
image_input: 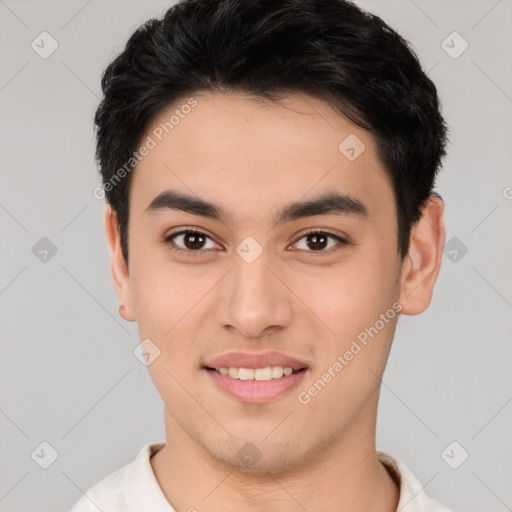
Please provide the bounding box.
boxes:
[0,0,511,510]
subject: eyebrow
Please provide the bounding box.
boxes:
[144,189,370,225]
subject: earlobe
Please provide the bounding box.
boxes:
[398,194,445,316]
[104,204,136,322]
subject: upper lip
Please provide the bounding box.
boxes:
[204,350,309,371]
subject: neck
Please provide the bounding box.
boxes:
[151,406,400,512]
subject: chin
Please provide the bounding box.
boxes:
[204,433,307,476]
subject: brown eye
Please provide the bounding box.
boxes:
[163,228,348,257]
[181,231,206,250]
[164,229,218,254]
[292,230,348,253]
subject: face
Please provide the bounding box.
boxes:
[105,91,444,473]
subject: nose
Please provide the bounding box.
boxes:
[215,250,294,339]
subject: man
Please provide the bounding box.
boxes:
[71,0,452,510]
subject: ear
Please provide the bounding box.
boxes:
[398,193,445,315]
[104,204,136,322]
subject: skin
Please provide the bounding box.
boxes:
[104,91,445,512]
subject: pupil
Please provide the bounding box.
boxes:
[308,233,327,250]
[181,232,328,251]
[185,232,205,250]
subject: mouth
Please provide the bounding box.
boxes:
[202,350,310,403]
[204,365,307,381]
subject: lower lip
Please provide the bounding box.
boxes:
[205,368,308,403]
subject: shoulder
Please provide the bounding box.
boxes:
[377,451,455,512]
[68,460,132,512]
[68,443,162,512]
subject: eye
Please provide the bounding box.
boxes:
[291,230,348,254]
[164,228,348,256]
[164,228,219,255]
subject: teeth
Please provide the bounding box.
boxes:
[271,366,282,378]
[239,368,254,380]
[255,367,271,381]
[215,366,297,381]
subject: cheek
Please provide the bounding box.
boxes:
[130,257,203,329]
[311,257,390,326]
[129,260,219,375]
[305,251,398,374]
[145,355,202,429]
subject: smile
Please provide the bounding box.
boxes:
[210,365,300,381]
[204,366,308,403]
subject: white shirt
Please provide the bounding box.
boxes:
[69,442,454,512]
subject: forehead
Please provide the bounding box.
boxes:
[130,91,394,226]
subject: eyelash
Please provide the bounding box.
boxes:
[163,228,348,257]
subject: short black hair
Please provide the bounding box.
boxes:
[94,0,449,266]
